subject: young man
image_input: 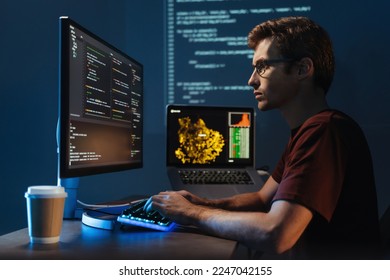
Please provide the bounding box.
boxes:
[146,17,381,259]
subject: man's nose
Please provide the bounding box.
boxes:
[248,69,259,89]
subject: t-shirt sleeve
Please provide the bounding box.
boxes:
[272,121,347,222]
[272,147,287,183]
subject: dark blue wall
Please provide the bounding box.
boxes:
[1,0,389,236]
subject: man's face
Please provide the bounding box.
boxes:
[248,38,298,111]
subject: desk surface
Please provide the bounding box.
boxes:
[0,220,238,260]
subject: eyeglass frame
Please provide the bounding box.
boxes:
[253,58,295,77]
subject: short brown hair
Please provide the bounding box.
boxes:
[248,16,335,94]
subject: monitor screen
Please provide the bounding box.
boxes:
[58,17,143,179]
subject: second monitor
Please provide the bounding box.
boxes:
[58,16,144,219]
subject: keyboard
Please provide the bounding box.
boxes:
[179,169,254,185]
[117,199,176,231]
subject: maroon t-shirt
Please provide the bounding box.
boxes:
[271,110,381,259]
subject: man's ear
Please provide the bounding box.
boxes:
[297,57,314,78]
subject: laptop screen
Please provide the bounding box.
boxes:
[166,105,256,168]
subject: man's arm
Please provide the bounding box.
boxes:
[194,200,313,254]
[147,177,313,254]
[176,176,280,212]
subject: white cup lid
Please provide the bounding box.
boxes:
[25,186,67,198]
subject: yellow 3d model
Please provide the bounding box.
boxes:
[175,117,224,164]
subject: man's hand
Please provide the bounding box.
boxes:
[175,190,211,206]
[143,191,202,225]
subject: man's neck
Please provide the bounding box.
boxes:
[280,88,329,129]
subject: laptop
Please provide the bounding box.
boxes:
[166,104,264,199]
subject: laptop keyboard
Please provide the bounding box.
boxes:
[178,169,254,185]
[117,199,176,231]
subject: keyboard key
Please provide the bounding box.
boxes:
[117,199,176,231]
[178,169,254,185]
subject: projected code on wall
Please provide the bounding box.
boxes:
[166,0,312,105]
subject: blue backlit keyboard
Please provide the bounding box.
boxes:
[117,199,176,231]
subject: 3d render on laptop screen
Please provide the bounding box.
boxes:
[166,105,255,167]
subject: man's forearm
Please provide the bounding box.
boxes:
[207,191,267,211]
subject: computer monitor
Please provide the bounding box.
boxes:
[57,17,143,219]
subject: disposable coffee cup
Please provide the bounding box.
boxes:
[25,186,67,244]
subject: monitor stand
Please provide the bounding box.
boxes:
[81,205,128,230]
[58,177,128,230]
[58,177,83,219]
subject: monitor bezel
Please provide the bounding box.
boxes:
[58,16,143,178]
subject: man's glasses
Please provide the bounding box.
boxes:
[254,58,294,76]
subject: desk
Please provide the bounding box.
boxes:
[0,220,238,259]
